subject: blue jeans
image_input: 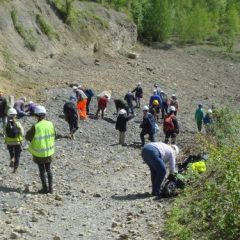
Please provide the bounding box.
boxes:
[141,144,166,194]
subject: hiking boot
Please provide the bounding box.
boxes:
[13,167,18,173]
[38,188,48,194]
[10,161,14,168]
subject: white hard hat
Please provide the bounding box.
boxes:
[142,105,149,111]
[7,108,17,116]
[119,109,127,115]
[78,85,82,89]
[153,89,157,93]
[28,101,33,105]
[208,109,213,114]
[138,82,141,86]
[72,86,78,90]
[169,106,176,112]
[171,145,179,156]
[35,105,47,115]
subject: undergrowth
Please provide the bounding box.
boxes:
[11,9,37,51]
[36,14,59,40]
[164,108,240,240]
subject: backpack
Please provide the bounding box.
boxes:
[6,119,20,138]
[163,115,175,132]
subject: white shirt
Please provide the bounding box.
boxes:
[150,142,176,173]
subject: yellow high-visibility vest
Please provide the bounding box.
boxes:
[28,119,55,158]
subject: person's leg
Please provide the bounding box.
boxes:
[149,133,155,142]
[45,162,53,194]
[86,97,91,114]
[101,108,104,119]
[164,132,170,144]
[95,108,100,118]
[171,133,177,144]
[13,145,21,173]
[7,145,15,167]
[119,131,122,144]
[37,163,48,193]
[140,130,146,146]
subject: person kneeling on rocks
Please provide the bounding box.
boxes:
[26,105,56,194]
[141,142,179,197]
[115,109,135,146]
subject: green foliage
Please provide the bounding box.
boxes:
[11,9,37,51]
[165,108,240,240]
[88,0,240,50]
[36,14,59,40]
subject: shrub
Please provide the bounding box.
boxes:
[164,108,240,240]
[11,9,37,51]
[36,14,59,40]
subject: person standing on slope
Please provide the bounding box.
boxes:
[132,82,143,108]
[4,108,24,173]
[163,106,179,144]
[195,104,204,132]
[26,106,56,194]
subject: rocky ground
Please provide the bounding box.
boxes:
[0,45,240,240]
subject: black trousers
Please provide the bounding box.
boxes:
[7,145,22,169]
[37,162,52,190]
[68,117,78,134]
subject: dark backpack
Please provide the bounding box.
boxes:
[6,119,20,138]
[163,115,175,132]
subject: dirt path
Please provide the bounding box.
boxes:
[0,46,240,240]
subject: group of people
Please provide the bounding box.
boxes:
[115,83,179,147]
[195,104,214,133]
[0,82,209,198]
[0,90,55,194]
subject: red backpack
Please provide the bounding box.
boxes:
[163,115,175,133]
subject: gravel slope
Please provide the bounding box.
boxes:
[0,45,240,240]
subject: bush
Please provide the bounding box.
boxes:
[11,9,37,51]
[36,14,59,40]
[164,108,240,240]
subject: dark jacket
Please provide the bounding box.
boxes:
[63,101,78,120]
[124,92,135,105]
[0,96,7,117]
[140,113,155,134]
[116,115,134,132]
[132,87,143,98]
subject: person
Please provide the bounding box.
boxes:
[142,142,179,197]
[78,86,94,115]
[72,86,87,100]
[149,100,160,122]
[26,105,56,194]
[63,96,79,139]
[203,109,213,134]
[132,82,143,108]
[115,109,135,146]
[26,101,37,116]
[163,106,179,144]
[114,98,128,115]
[154,84,161,97]
[124,91,135,115]
[4,108,24,173]
[195,104,204,132]
[160,90,168,119]
[169,94,178,116]
[0,90,7,130]
[140,106,156,147]
[95,94,109,119]
[77,94,88,120]
[14,97,27,118]
[149,90,162,109]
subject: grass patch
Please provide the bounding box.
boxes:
[11,9,37,51]
[36,14,59,40]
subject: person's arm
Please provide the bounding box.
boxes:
[126,115,135,121]
[132,87,136,93]
[172,117,179,133]
[25,125,35,142]
[17,122,25,136]
[169,151,176,174]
